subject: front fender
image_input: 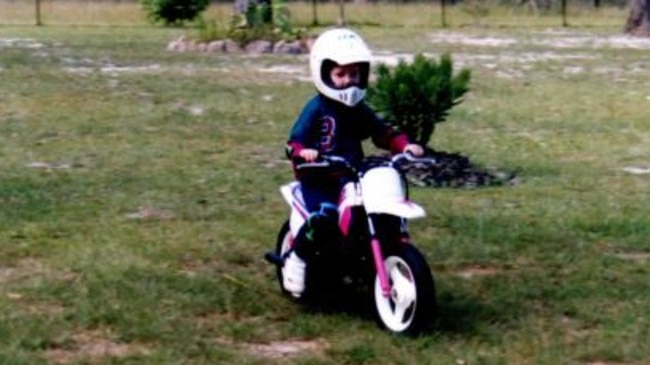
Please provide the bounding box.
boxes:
[361,166,426,219]
[365,200,426,219]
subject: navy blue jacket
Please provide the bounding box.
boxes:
[286,94,408,168]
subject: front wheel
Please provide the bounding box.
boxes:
[373,244,437,336]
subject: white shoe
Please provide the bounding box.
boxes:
[282,252,306,297]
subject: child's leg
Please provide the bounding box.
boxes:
[294,178,341,259]
[283,176,342,297]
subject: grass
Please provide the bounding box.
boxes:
[2,3,650,365]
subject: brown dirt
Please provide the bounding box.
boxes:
[215,336,329,359]
[44,330,151,364]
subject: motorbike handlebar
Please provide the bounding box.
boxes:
[294,155,356,174]
[294,153,436,174]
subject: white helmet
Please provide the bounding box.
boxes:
[310,28,372,107]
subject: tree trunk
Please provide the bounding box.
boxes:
[624,0,650,36]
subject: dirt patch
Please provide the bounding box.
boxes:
[0,258,79,284]
[44,330,151,364]
[429,33,518,47]
[453,265,501,279]
[216,337,329,359]
[621,166,650,175]
[245,339,329,359]
[125,206,175,220]
[610,252,650,262]
[0,37,45,49]
[428,30,650,50]
[26,161,74,170]
[0,258,42,284]
[2,259,75,318]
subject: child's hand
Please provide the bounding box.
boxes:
[299,149,319,162]
[403,144,424,157]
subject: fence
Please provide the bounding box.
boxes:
[0,0,631,28]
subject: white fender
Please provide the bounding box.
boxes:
[360,167,426,219]
[280,182,300,206]
[280,182,308,237]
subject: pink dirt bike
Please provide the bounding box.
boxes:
[265,153,437,335]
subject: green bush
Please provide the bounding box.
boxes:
[367,53,471,147]
[196,18,229,43]
[226,0,307,45]
[141,0,210,26]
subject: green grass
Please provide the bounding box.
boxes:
[2,6,650,365]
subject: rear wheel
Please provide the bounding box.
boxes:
[373,244,437,335]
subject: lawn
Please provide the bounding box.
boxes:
[1,3,650,364]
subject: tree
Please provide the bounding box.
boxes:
[624,0,650,36]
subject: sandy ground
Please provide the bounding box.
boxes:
[3,29,650,79]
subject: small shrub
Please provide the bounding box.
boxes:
[228,23,278,45]
[227,0,307,46]
[141,0,210,26]
[196,18,228,43]
[367,53,471,147]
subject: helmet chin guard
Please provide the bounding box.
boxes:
[333,86,366,107]
[310,28,372,107]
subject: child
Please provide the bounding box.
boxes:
[283,28,423,297]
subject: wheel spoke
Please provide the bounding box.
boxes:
[391,265,416,304]
[389,266,402,281]
[393,297,413,323]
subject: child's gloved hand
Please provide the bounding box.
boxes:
[403,144,424,157]
[299,148,319,162]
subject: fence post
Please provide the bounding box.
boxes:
[312,0,319,25]
[441,0,448,27]
[35,0,43,26]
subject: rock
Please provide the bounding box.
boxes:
[207,40,225,52]
[272,40,286,53]
[302,36,317,51]
[166,40,179,51]
[245,40,273,54]
[166,36,313,55]
[167,36,187,51]
[224,39,241,53]
[273,40,305,54]
[185,39,199,52]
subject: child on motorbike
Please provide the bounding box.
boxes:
[283,28,423,297]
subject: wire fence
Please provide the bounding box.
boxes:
[0,0,631,28]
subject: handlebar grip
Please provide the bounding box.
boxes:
[391,152,437,165]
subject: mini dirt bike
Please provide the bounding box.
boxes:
[265,153,437,335]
